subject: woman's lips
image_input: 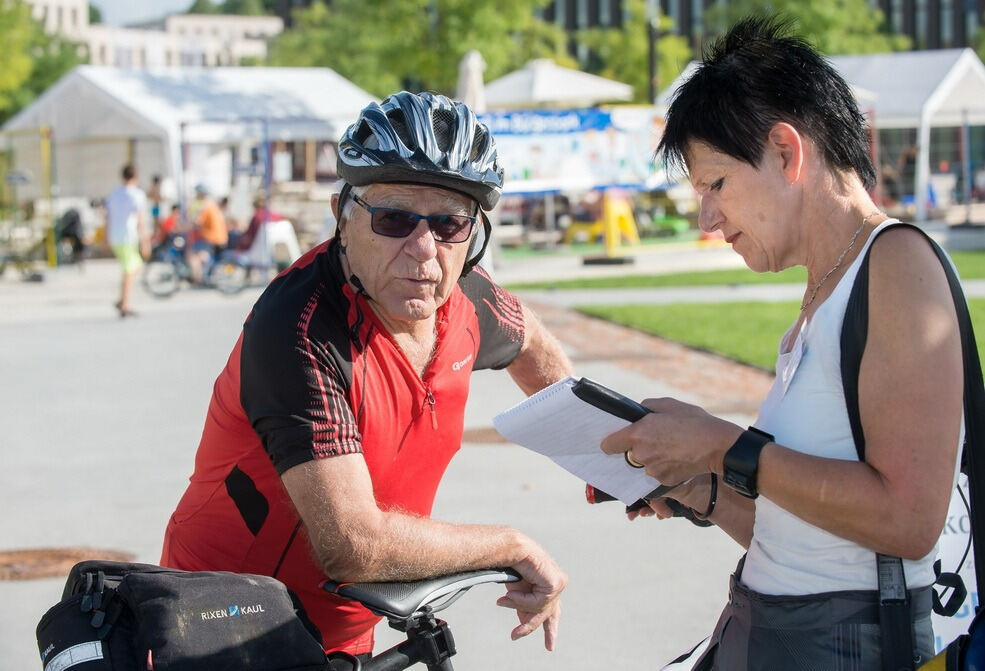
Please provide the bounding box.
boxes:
[725,232,741,244]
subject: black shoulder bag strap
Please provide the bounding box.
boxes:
[841,222,985,671]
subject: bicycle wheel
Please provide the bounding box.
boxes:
[143,260,181,298]
[210,257,249,295]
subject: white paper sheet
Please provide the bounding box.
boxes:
[492,376,664,504]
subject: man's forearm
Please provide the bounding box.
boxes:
[318,510,532,583]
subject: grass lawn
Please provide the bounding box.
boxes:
[508,250,985,291]
[577,298,985,372]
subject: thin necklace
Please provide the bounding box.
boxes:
[800,210,882,312]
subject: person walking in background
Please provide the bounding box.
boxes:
[104,164,148,318]
[185,183,227,284]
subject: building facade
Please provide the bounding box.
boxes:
[647,0,985,52]
[25,0,284,68]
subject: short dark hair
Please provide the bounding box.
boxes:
[121,164,136,181]
[657,16,876,189]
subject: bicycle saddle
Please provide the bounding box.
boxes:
[322,568,520,621]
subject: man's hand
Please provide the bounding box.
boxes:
[494,543,567,651]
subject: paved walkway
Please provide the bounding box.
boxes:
[0,227,977,669]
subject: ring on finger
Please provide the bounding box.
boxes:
[624,449,645,469]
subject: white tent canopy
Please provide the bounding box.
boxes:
[484,59,633,109]
[658,49,985,221]
[2,65,376,203]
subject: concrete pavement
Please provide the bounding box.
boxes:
[1,223,978,670]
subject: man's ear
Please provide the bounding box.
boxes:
[767,122,804,184]
[331,193,341,221]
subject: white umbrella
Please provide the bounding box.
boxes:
[484,59,633,109]
[456,50,487,113]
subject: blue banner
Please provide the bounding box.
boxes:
[478,109,613,136]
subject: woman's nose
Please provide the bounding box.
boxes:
[698,203,721,233]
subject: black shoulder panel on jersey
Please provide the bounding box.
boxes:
[457,266,525,370]
[240,240,363,473]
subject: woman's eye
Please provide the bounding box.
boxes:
[711,178,724,191]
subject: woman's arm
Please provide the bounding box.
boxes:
[604,227,962,559]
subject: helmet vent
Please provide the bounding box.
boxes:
[470,127,489,162]
[432,108,456,153]
[385,109,414,149]
[354,120,377,150]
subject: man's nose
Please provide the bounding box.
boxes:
[404,219,438,259]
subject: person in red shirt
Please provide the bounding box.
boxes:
[161,92,573,661]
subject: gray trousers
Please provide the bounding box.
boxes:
[691,561,935,671]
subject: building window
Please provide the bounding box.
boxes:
[940,0,954,46]
[576,0,588,27]
[56,5,63,30]
[70,7,77,29]
[555,0,567,29]
[890,0,903,33]
[600,0,611,25]
[968,5,979,44]
[667,0,680,27]
[915,0,928,48]
[691,0,702,37]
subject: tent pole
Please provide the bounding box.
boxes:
[916,110,932,223]
[963,109,972,226]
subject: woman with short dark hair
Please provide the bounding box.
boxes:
[602,17,964,669]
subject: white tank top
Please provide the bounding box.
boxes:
[742,219,960,595]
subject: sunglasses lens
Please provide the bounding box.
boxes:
[372,209,419,238]
[431,215,474,243]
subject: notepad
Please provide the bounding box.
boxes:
[493,376,667,504]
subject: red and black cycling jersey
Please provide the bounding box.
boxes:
[161,237,525,655]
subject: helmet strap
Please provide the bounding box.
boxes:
[462,210,491,276]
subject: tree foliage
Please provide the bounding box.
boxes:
[186,0,220,13]
[703,0,910,54]
[577,0,691,103]
[88,2,101,24]
[0,0,82,124]
[268,0,575,98]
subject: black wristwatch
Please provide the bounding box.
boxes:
[722,426,774,499]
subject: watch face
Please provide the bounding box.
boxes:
[723,428,771,499]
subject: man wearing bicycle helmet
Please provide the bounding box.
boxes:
[161,91,572,659]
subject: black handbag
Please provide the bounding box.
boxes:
[36,560,329,671]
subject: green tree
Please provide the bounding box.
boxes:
[221,0,265,15]
[0,0,82,124]
[88,3,101,23]
[186,0,220,14]
[703,0,910,54]
[577,0,692,103]
[268,0,574,98]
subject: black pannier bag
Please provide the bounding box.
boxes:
[36,560,329,671]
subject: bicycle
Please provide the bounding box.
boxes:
[322,568,520,671]
[142,233,250,298]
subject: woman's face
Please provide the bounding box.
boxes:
[686,140,796,273]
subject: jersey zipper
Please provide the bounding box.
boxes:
[424,385,437,430]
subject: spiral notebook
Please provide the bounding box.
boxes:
[493,376,667,504]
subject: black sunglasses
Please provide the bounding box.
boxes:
[350,192,476,243]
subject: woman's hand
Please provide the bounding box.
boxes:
[600,397,742,485]
[632,474,715,520]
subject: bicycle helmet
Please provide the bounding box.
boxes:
[338,91,503,211]
[337,91,503,275]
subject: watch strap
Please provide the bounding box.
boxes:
[722,426,774,498]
